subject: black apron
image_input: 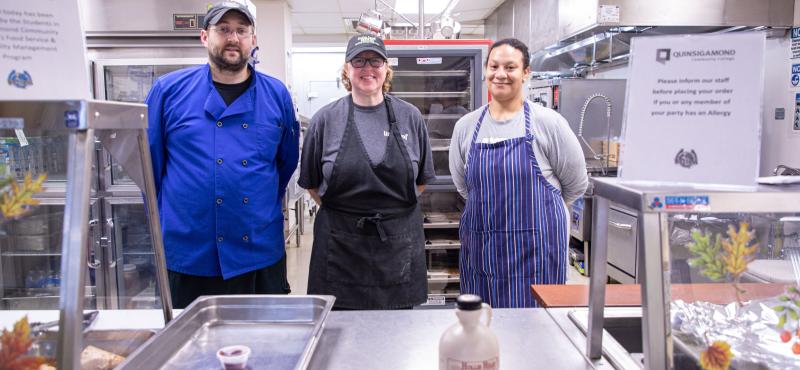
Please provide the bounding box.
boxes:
[307,95,427,309]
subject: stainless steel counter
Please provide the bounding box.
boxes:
[2,307,610,369]
[308,309,599,370]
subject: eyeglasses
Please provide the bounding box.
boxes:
[212,26,252,39]
[350,57,385,68]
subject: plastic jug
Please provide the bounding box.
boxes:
[439,294,499,370]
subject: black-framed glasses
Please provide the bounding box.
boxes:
[212,25,252,39]
[350,57,385,68]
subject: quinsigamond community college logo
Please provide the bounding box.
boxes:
[7,70,33,89]
[674,149,698,169]
[656,49,671,64]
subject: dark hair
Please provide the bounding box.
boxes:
[486,38,530,70]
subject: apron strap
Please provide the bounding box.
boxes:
[356,214,388,241]
[522,101,534,142]
[351,204,416,242]
[466,105,490,167]
[385,95,397,125]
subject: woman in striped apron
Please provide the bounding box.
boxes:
[449,39,589,308]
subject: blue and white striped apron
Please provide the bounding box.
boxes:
[459,102,568,308]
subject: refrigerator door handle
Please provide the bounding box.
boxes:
[104,217,117,268]
[87,218,101,269]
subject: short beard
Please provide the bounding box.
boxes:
[208,47,248,72]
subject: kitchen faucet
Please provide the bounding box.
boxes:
[577,93,613,176]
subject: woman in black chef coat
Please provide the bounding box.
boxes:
[298,35,437,309]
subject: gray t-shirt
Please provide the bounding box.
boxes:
[449,101,588,206]
[299,95,437,196]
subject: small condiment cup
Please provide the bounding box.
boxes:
[216,345,251,370]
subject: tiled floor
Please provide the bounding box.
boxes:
[285,210,589,295]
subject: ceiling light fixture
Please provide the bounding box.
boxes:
[356,9,385,36]
[433,15,460,39]
[356,0,417,38]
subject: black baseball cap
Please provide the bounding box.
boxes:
[345,34,388,62]
[203,1,255,29]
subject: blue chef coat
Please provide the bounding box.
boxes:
[146,64,299,279]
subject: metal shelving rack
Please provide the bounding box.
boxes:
[385,39,490,303]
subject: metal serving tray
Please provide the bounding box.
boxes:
[118,295,335,370]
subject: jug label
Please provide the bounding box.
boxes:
[443,357,498,370]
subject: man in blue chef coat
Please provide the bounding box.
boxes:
[146,1,299,308]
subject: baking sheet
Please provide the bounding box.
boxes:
[118,295,335,370]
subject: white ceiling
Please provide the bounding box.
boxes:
[288,0,504,36]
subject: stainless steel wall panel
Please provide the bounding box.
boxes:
[81,0,210,33]
[529,0,560,53]
[513,0,531,47]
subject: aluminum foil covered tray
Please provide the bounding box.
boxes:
[672,296,800,369]
[118,295,335,370]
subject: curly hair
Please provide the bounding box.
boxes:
[340,62,393,93]
[487,38,530,69]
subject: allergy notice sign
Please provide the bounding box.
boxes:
[619,33,764,187]
[0,0,90,100]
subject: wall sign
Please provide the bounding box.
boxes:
[619,33,765,187]
[795,94,800,131]
[598,5,620,24]
[0,0,90,100]
[791,27,800,60]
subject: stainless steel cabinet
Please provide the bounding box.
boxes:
[606,205,638,284]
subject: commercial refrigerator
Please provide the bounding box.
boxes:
[90,58,204,310]
[0,127,98,310]
[0,102,173,310]
[385,39,491,302]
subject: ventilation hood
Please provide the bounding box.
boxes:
[530,0,794,76]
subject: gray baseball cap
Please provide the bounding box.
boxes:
[345,34,388,62]
[203,2,255,29]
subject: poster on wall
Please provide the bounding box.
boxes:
[618,32,765,187]
[791,27,800,60]
[0,0,90,100]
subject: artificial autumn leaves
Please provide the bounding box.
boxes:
[0,317,48,370]
[0,173,47,220]
[688,222,759,306]
[688,222,758,370]
[699,341,733,370]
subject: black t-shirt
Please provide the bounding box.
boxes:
[214,73,253,106]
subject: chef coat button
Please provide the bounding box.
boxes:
[241,159,248,167]
[217,236,224,242]
[216,121,223,127]
[243,197,249,204]
[216,198,223,205]
[216,158,223,165]
[242,235,249,242]
[242,123,248,129]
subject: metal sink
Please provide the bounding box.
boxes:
[566,307,644,369]
[565,308,701,370]
[33,329,156,360]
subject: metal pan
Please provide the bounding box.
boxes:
[118,295,335,370]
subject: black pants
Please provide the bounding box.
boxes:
[168,256,291,309]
